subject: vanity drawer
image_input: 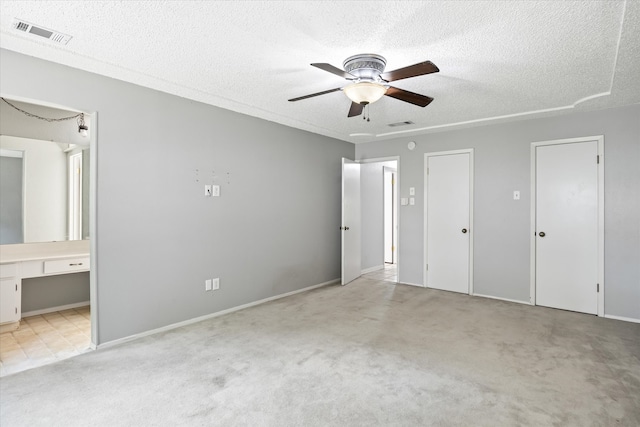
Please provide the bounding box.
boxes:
[43,257,90,275]
[0,263,18,278]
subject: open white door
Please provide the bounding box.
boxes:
[342,158,361,285]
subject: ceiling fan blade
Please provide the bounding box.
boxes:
[311,63,357,79]
[380,61,439,82]
[288,87,342,102]
[348,102,364,117]
[384,86,434,107]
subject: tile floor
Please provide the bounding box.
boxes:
[363,263,397,282]
[0,306,92,377]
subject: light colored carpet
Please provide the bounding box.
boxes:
[1,275,639,426]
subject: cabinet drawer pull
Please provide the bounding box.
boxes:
[69,263,83,266]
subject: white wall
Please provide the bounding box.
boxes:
[0,135,67,242]
[356,104,640,321]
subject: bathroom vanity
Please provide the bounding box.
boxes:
[0,240,89,333]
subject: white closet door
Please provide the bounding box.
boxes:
[535,141,599,314]
[425,152,471,294]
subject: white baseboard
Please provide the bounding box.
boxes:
[22,301,90,318]
[473,293,532,305]
[97,278,340,350]
[604,314,640,324]
[361,265,384,274]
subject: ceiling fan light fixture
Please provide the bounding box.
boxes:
[343,82,387,105]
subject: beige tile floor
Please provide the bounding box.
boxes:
[0,306,92,377]
[362,263,397,282]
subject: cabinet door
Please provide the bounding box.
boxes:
[0,278,20,324]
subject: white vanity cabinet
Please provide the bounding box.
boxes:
[0,241,90,333]
[0,263,21,326]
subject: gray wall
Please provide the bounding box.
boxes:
[1,48,354,344]
[0,155,23,244]
[356,104,640,320]
[22,272,90,313]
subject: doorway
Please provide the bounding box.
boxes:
[530,136,604,315]
[383,166,397,265]
[424,149,474,294]
[342,157,400,285]
[0,97,98,375]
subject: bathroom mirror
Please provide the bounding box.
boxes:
[0,98,90,245]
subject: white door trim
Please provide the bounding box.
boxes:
[529,135,604,316]
[423,149,474,294]
[383,166,397,265]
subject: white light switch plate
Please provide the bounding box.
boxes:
[205,185,212,197]
[401,198,408,206]
[212,185,220,197]
[205,279,212,291]
[212,278,220,290]
[409,187,415,196]
[513,190,520,200]
[409,197,415,206]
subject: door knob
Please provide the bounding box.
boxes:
[461,228,468,234]
[538,231,545,237]
[340,226,350,231]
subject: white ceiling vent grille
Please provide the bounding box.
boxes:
[12,19,72,45]
[387,121,415,127]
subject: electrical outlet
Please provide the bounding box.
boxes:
[212,278,220,290]
[205,279,213,291]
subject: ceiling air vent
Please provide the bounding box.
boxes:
[387,121,415,127]
[12,19,72,45]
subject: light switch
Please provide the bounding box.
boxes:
[409,197,415,206]
[205,185,212,197]
[212,185,220,197]
[205,279,213,291]
[409,187,415,196]
[513,190,520,200]
[212,278,220,290]
[401,198,409,206]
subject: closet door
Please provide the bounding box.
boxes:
[534,140,600,314]
[424,150,473,294]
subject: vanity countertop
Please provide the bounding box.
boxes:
[0,240,90,264]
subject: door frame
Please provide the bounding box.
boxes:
[383,165,397,264]
[423,149,474,293]
[529,135,604,316]
[359,156,401,280]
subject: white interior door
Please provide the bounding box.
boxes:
[535,140,600,314]
[342,158,361,285]
[425,151,472,293]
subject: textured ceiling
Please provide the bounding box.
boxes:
[1,1,638,144]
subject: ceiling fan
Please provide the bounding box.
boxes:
[288,54,439,118]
